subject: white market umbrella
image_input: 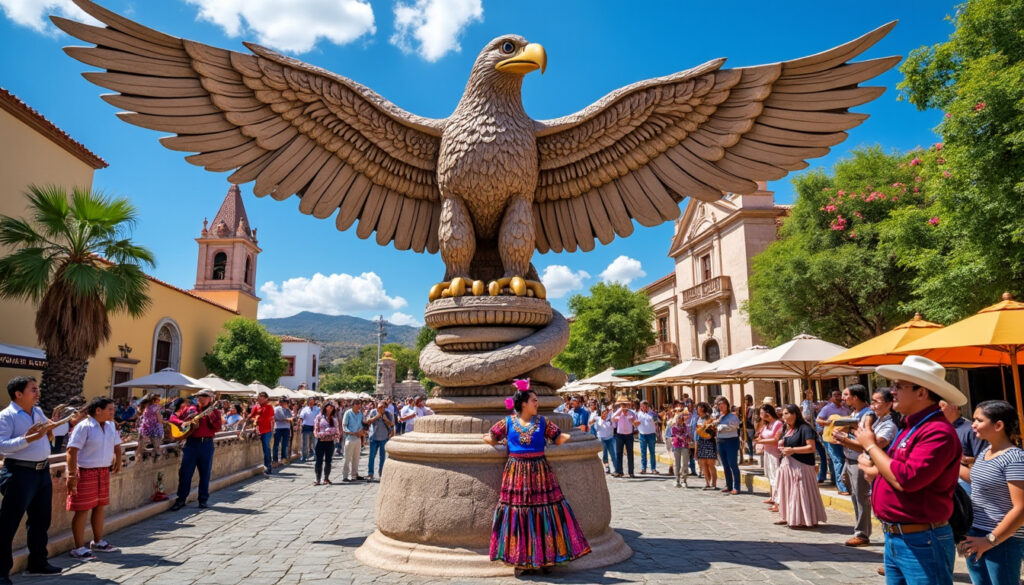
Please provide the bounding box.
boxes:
[621,358,711,387]
[248,381,274,395]
[729,334,867,380]
[557,382,602,394]
[112,368,202,396]
[576,367,628,386]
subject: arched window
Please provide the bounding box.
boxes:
[244,256,252,285]
[151,319,182,373]
[212,252,227,280]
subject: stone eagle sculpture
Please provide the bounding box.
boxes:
[55,0,898,299]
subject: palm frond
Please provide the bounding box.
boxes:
[102,239,155,268]
[26,185,71,239]
[0,216,45,247]
[100,264,152,317]
[0,249,53,301]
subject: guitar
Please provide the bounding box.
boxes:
[167,404,219,440]
[822,414,862,444]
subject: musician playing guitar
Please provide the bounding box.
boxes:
[169,390,223,511]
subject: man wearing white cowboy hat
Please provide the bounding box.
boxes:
[853,355,966,585]
[610,393,639,478]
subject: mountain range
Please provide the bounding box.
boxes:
[260,311,420,364]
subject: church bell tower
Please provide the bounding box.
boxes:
[191,184,261,318]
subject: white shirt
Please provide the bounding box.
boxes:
[590,412,614,440]
[636,410,659,435]
[299,405,320,426]
[52,422,70,438]
[400,405,433,432]
[0,402,52,461]
[67,417,121,468]
[274,405,292,429]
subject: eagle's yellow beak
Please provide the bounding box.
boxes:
[495,43,547,75]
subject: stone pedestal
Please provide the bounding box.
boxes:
[355,296,632,576]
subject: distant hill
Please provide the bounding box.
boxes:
[260,311,420,364]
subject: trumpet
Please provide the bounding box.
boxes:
[50,404,81,426]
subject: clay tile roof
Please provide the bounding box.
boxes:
[279,335,308,343]
[0,87,107,170]
[206,184,254,241]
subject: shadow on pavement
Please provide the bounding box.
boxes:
[313,536,367,548]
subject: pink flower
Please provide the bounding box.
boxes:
[909,158,923,167]
[512,378,531,392]
[944,113,952,119]
[975,102,986,111]
[914,187,920,193]
[929,216,940,226]
[849,231,857,239]
[504,396,515,410]
[837,190,845,197]
[892,182,905,188]
[853,211,864,219]
[936,157,945,164]
[942,170,951,178]
[934,142,944,150]
[824,204,837,212]
[892,196,899,202]
[915,176,923,182]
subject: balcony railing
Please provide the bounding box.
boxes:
[645,341,679,361]
[680,275,732,309]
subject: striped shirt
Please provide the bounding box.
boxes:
[969,446,1024,537]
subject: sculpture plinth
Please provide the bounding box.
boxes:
[354,296,632,576]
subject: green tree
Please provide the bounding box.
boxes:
[745,147,944,346]
[897,0,1024,315]
[415,325,437,352]
[554,282,655,378]
[324,342,423,392]
[202,317,287,385]
[0,186,153,411]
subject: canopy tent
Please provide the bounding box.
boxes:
[576,368,628,386]
[899,293,1024,429]
[618,358,710,387]
[821,313,945,367]
[267,386,305,400]
[556,381,602,394]
[194,374,254,396]
[112,368,202,398]
[682,346,771,384]
[248,381,274,396]
[612,360,673,378]
[0,343,46,370]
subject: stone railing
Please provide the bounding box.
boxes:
[644,341,679,361]
[679,275,732,309]
[4,431,295,571]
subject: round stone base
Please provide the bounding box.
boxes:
[355,525,632,577]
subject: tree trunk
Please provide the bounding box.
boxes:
[39,353,88,414]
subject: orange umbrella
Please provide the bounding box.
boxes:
[899,293,1024,429]
[822,313,944,367]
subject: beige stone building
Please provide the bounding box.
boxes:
[640,182,792,407]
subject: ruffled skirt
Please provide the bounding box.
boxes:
[490,454,591,568]
[775,456,827,527]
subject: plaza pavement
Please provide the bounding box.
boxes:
[19,453,971,585]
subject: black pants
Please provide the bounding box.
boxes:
[314,440,334,482]
[614,432,635,475]
[176,438,214,505]
[0,465,52,575]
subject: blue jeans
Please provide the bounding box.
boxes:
[259,432,272,473]
[176,437,214,505]
[301,426,315,461]
[0,465,52,574]
[717,436,741,491]
[614,433,634,475]
[688,448,697,475]
[368,438,388,477]
[883,523,955,585]
[825,442,848,492]
[638,433,657,471]
[965,527,1023,585]
[600,437,615,467]
[273,427,290,462]
[815,431,833,482]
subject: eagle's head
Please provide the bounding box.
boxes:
[464,35,546,97]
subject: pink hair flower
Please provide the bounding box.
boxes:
[512,379,531,392]
[504,396,515,410]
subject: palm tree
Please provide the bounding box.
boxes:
[0,185,154,412]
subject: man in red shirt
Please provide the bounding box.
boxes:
[855,356,965,585]
[169,390,223,511]
[240,391,274,475]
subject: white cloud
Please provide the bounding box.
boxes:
[185,0,375,54]
[540,265,589,299]
[258,272,406,319]
[388,311,422,327]
[600,255,646,286]
[0,0,100,34]
[391,0,482,62]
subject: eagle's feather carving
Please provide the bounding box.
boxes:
[55,0,898,288]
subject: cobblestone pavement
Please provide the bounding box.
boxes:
[21,453,971,585]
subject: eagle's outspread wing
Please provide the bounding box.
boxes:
[54,0,445,253]
[531,22,899,254]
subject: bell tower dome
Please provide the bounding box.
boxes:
[191,184,261,318]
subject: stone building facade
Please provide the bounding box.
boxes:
[640,182,792,406]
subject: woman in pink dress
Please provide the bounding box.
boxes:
[756,404,784,507]
[774,404,827,528]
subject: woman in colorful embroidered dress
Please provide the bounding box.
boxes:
[482,380,591,575]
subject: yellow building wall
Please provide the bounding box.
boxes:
[0,108,99,399]
[191,289,260,320]
[80,281,241,402]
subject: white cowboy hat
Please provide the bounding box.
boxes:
[875,355,967,406]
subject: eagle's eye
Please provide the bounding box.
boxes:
[500,41,516,54]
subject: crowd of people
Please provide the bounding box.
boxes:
[558,355,1023,585]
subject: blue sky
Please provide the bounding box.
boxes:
[1,0,957,325]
